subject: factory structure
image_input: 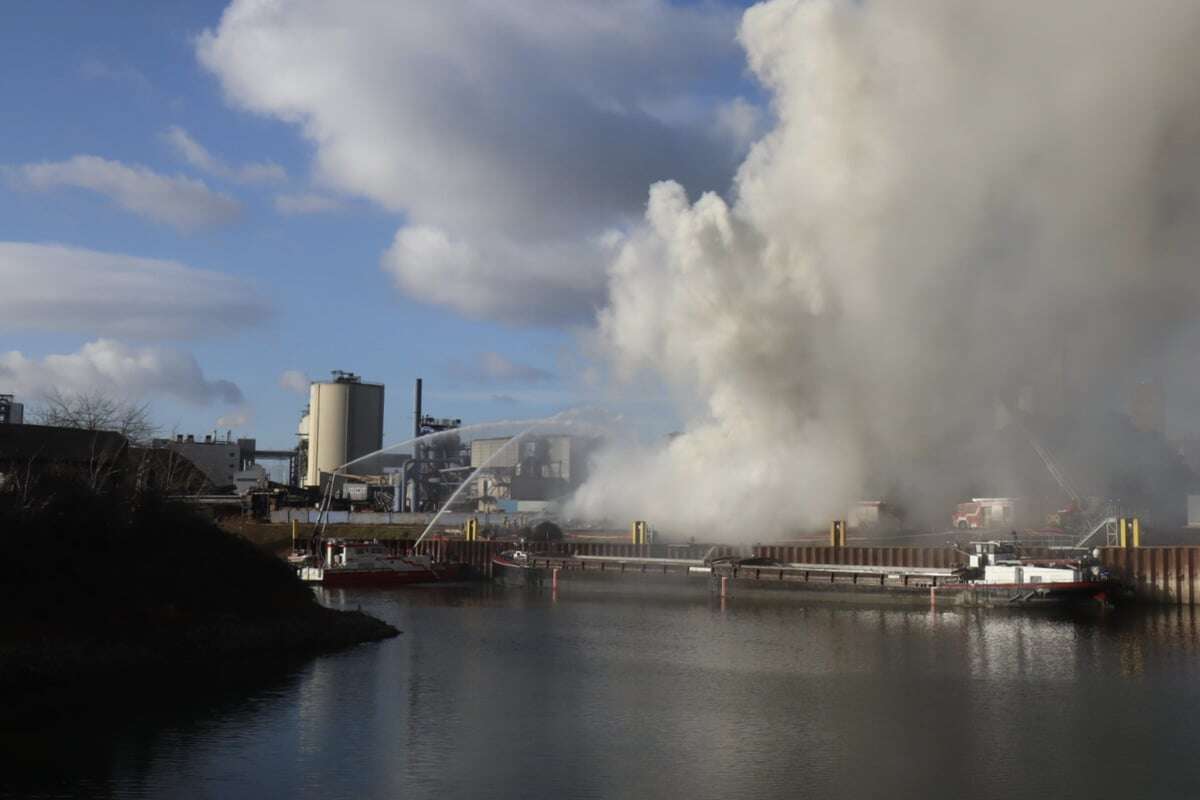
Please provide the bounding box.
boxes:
[469,434,601,513]
[0,394,24,426]
[6,362,1200,533]
[0,372,601,520]
[298,370,386,488]
[150,433,262,493]
[287,373,600,515]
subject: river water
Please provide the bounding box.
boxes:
[7,581,1200,799]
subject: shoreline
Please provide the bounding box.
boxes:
[0,604,399,691]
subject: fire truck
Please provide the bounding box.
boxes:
[952,497,1019,530]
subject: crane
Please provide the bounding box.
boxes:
[1004,406,1117,547]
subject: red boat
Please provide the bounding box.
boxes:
[491,549,547,587]
[297,539,462,586]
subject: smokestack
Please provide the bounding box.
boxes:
[413,378,423,512]
[414,378,423,440]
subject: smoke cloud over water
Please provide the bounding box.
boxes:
[570,0,1200,536]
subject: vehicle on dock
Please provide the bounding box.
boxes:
[297,539,465,586]
[952,497,1021,530]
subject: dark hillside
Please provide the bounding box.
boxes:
[0,470,396,688]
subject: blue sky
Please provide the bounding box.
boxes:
[0,1,764,452]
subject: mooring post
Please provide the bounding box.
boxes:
[552,567,560,591]
[291,519,297,551]
[930,585,936,608]
[720,575,728,598]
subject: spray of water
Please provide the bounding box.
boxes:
[413,415,560,546]
[313,417,560,536]
[314,409,616,539]
[337,417,568,474]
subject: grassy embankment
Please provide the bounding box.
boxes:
[224,521,630,554]
[226,521,428,554]
[0,475,398,689]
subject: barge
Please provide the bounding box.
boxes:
[937,542,1115,606]
[504,541,1115,607]
[296,539,466,586]
[491,549,547,588]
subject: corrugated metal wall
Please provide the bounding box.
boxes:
[385,540,963,570]
[1100,547,1200,605]
[752,545,963,568]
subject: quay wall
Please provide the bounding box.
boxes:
[751,545,963,568]
[1100,546,1200,606]
[407,540,736,567]
[387,540,962,572]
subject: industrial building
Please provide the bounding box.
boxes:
[2,373,608,524]
[0,394,24,425]
[0,424,210,494]
[152,433,257,491]
[300,370,385,488]
[469,434,600,511]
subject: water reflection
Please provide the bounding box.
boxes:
[6,585,1200,799]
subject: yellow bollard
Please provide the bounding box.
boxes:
[465,518,478,542]
[1119,518,1141,548]
[830,520,846,548]
[631,520,648,545]
[291,519,297,551]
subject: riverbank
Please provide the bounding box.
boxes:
[0,473,398,690]
[0,606,397,689]
[224,520,427,554]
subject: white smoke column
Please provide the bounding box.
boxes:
[572,0,1200,537]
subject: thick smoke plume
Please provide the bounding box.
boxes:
[571,0,1200,536]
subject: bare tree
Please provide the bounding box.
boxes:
[34,388,158,444]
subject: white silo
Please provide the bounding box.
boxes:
[304,371,385,487]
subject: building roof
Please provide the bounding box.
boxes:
[0,423,129,465]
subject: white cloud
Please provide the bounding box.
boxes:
[163,126,286,184]
[12,155,240,232]
[0,242,268,339]
[273,192,341,215]
[381,225,604,324]
[0,339,243,407]
[216,407,253,428]
[447,352,553,385]
[198,0,747,323]
[278,369,309,395]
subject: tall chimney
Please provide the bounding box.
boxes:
[413,378,423,512]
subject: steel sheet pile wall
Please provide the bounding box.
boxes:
[397,539,736,567]
[752,545,963,568]
[394,540,962,570]
[1101,547,1200,605]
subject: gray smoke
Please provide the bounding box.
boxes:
[570,0,1200,535]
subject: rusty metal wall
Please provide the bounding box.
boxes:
[752,545,964,568]
[385,539,964,572]
[392,539,735,566]
[1100,547,1200,606]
